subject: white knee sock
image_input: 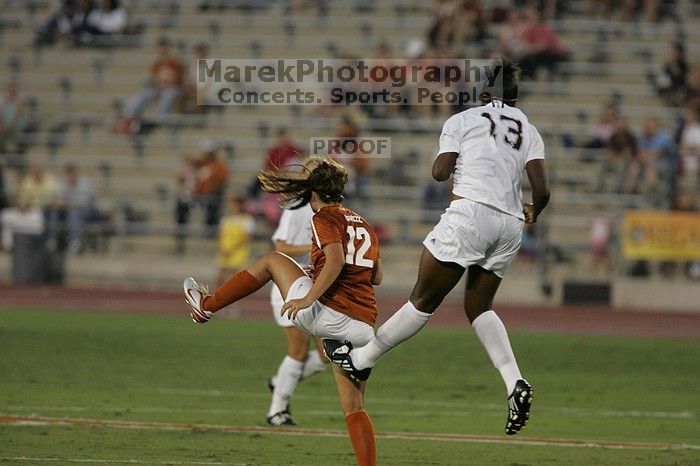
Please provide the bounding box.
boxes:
[268,356,303,416]
[472,310,522,394]
[352,301,432,369]
[301,350,326,379]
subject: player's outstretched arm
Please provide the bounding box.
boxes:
[524,159,550,223]
[432,152,458,182]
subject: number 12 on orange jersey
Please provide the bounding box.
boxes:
[345,226,374,267]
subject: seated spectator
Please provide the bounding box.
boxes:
[0,82,30,154]
[518,8,569,79]
[34,0,80,47]
[685,67,700,114]
[265,128,303,170]
[455,0,487,45]
[115,36,184,132]
[638,118,677,202]
[650,42,688,106]
[1,199,44,252]
[68,0,95,42]
[334,115,370,203]
[47,164,97,253]
[179,42,214,113]
[363,42,397,119]
[427,0,486,51]
[73,0,128,46]
[245,128,302,213]
[17,165,59,212]
[496,9,527,59]
[195,139,229,234]
[619,0,661,22]
[89,0,128,34]
[427,0,454,50]
[216,196,254,286]
[679,106,700,195]
[584,103,621,149]
[598,120,639,194]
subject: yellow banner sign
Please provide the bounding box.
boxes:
[622,210,700,260]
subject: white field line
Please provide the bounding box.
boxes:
[1,414,699,451]
[3,404,697,421]
[2,457,238,465]
[153,387,698,420]
[2,383,694,420]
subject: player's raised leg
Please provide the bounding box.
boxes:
[332,247,464,373]
[333,365,376,466]
[463,265,532,435]
[184,251,306,323]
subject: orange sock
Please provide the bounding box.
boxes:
[345,411,376,466]
[202,270,264,313]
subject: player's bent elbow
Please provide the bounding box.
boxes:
[432,152,458,182]
[432,168,450,182]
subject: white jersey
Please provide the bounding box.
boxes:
[271,203,314,265]
[437,101,545,220]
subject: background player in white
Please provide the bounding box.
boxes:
[325,60,551,436]
[266,158,328,426]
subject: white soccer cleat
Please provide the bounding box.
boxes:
[183,277,214,323]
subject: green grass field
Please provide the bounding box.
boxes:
[1,308,699,465]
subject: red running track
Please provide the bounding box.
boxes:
[1,284,698,338]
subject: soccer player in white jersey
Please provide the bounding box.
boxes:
[266,159,328,426]
[325,60,550,435]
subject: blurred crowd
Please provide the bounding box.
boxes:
[0,163,102,255]
[0,0,694,283]
[113,36,212,133]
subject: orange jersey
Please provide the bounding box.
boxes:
[310,205,379,325]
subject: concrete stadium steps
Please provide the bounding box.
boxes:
[21,81,657,108]
[1,0,682,267]
[34,232,440,292]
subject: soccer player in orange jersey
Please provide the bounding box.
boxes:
[184,158,381,466]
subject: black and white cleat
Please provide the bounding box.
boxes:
[505,379,533,435]
[322,339,372,383]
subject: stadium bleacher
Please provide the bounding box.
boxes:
[0,0,698,308]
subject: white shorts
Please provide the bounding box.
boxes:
[423,199,523,278]
[270,284,293,327]
[281,276,374,347]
